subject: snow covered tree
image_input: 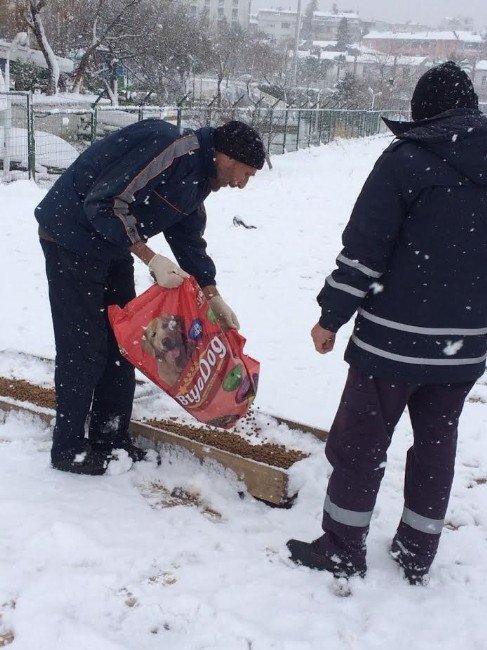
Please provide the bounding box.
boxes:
[301,0,318,43]
[334,71,368,109]
[126,3,212,104]
[69,0,143,95]
[336,17,351,49]
[208,21,248,107]
[25,0,60,95]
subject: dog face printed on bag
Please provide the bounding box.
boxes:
[142,314,189,386]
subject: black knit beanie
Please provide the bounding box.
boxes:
[214,121,266,170]
[411,61,478,121]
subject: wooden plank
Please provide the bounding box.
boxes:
[0,398,54,425]
[129,421,291,506]
[0,352,326,440]
[0,398,293,506]
[267,414,328,441]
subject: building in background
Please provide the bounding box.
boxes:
[369,21,431,34]
[473,60,487,103]
[255,9,365,45]
[255,9,297,43]
[362,31,483,61]
[187,0,251,29]
[299,48,430,88]
[312,11,363,42]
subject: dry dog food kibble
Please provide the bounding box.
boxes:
[0,376,308,469]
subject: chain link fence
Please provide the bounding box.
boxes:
[0,91,34,182]
[1,94,409,185]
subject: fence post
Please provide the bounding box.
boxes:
[296,109,302,150]
[90,109,97,143]
[26,93,35,181]
[267,109,273,154]
[282,108,289,154]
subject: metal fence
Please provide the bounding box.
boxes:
[0,91,34,182]
[1,93,407,185]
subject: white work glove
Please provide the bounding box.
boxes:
[148,254,189,289]
[208,295,240,330]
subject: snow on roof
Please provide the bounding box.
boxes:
[0,39,73,73]
[311,41,381,56]
[312,41,337,48]
[314,51,428,66]
[363,31,482,43]
[317,51,348,61]
[314,11,360,19]
[258,8,359,19]
[475,60,487,71]
[358,54,429,65]
[258,8,296,15]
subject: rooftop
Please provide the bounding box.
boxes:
[0,39,73,73]
[363,31,483,43]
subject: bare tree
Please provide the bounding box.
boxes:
[70,0,143,94]
[0,0,25,39]
[25,0,60,94]
[128,3,213,104]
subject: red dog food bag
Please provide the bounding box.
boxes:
[108,277,260,429]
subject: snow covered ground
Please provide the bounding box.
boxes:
[1,135,487,649]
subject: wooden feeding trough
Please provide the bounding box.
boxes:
[0,375,327,506]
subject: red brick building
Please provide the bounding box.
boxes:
[362,31,483,61]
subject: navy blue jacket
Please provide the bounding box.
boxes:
[35,119,217,288]
[318,108,487,383]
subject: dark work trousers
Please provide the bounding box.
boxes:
[321,367,474,572]
[40,239,136,461]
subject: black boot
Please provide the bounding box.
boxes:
[287,538,366,578]
[51,447,112,476]
[390,539,430,586]
[118,441,161,464]
[90,439,160,464]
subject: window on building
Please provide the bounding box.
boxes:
[233,0,238,5]
[232,8,238,17]
[281,21,290,28]
[482,75,487,87]
[218,7,224,16]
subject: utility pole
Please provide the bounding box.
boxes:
[292,0,303,87]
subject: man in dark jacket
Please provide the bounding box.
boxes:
[36,119,265,476]
[287,62,486,585]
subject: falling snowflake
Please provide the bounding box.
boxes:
[443,340,464,356]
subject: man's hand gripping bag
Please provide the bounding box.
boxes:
[108,277,259,428]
